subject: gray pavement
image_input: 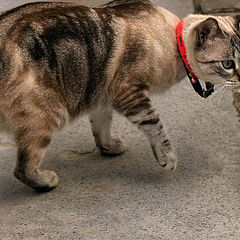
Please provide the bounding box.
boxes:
[1,1,240,240]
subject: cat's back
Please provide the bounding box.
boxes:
[0,0,180,78]
[103,0,182,89]
[0,2,77,37]
[0,0,178,37]
[0,1,182,111]
[103,0,155,16]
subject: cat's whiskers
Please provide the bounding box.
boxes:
[217,82,238,105]
[207,81,238,105]
[206,82,225,98]
[225,80,240,88]
[217,85,228,105]
[206,83,226,105]
[208,81,238,98]
[209,82,224,92]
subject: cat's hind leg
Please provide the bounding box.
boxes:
[113,84,177,170]
[14,126,58,192]
[12,108,63,192]
[89,107,126,156]
[15,144,58,192]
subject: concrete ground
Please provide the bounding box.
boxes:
[1,0,240,239]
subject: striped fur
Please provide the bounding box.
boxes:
[0,1,239,191]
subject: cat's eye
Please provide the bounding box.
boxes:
[222,60,235,70]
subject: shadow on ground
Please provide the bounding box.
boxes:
[1,1,240,240]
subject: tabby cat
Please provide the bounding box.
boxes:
[0,0,239,192]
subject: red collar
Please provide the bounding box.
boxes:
[176,20,214,98]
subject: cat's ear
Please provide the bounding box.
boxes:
[195,18,221,48]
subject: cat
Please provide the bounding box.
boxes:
[0,0,239,192]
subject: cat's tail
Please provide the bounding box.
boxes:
[102,0,150,8]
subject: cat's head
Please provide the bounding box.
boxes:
[185,14,240,87]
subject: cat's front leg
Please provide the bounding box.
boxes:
[89,107,126,156]
[113,87,177,170]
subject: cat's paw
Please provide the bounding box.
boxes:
[160,151,178,171]
[33,170,59,192]
[15,169,59,192]
[100,138,126,156]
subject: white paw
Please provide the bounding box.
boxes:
[158,151,178,171]
[164,151,178,170]
[100,138,126,156]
